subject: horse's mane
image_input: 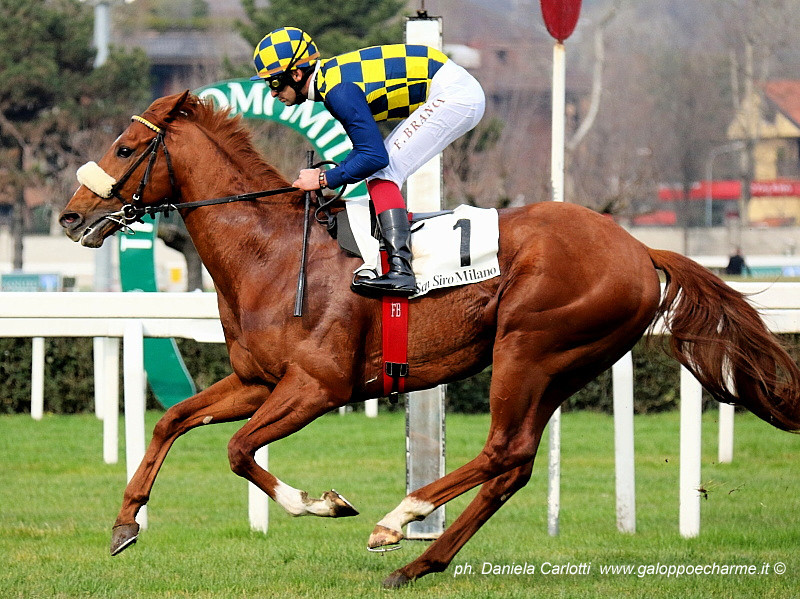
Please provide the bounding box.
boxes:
[143,93,294,193]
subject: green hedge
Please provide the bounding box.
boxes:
[3,335,800,415]
[0,338,232,415]
[445,338,685,414]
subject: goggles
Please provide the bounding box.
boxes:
[265,74,290,91]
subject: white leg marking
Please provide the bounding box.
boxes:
[273,482,348,517]
[273,481,310,517]
[377,497,435,533]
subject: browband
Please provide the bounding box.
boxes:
[131,115,163,134]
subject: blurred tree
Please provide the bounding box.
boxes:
[144,0,211,32]
[647,49,731,228]
[237,0,406,58]
[443,116,505,208]
[0,0,151,268]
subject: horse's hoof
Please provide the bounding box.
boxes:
[110,523,140,556]
[324,489,359,517]
[382,571,413,589]
[368,524,404,549]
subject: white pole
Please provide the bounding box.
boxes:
[718,403,734,464]
[547,40,566,536]
[92,1,111,68]
[403,14,447,541]
[248,446,269,533]
[551,42,566,203]
[123,320,147,529]
[92,2,115,293]
[612,351,636,533]
[102,337,120,465]
[679,366,702,538]
[31,337,45,420]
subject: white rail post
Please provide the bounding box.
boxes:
[93,338,106,420]
[365,398,379,418]
[248,446,269,533]
[123,320,147,529]
[612,351,636,533]
[718,403,734,464]
[101,337,120,465]
[679,366,702,538]
[31,337,45,420]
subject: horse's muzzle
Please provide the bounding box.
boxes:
[59,211,117,247]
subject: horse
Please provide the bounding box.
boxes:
[59,91,800,588]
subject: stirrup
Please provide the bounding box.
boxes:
[351,269,377,289]
[351,273,417,297]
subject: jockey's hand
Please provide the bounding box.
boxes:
[293,168,322,191]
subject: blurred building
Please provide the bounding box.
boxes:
[649,80,800,228]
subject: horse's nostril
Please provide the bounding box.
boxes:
[59,212,81,228]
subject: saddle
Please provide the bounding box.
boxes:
[316,195,500,399]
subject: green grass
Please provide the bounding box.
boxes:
[0,409,798,598]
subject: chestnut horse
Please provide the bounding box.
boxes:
[59,91,800,588]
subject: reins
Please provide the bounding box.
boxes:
[116,185,301,225]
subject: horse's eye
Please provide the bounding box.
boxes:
[116,146,134,159]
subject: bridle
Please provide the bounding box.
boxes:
[83,114,304,234]
[113,116,178,206]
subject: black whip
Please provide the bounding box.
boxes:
[293,150,315,317]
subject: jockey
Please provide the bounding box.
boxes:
[252,26,486,297]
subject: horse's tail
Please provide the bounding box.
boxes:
[648,247,800,432]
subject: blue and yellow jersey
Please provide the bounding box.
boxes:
[315,44,449,121]
[312,44,450,189]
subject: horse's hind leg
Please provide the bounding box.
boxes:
[383,461,534,588]
[111,374,268,555]
[372,363,595,585]
[368,362,553,549]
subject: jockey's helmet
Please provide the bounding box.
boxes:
[252,27,319,84]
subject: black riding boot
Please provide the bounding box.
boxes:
[351,208,417,297]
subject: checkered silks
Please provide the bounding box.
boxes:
[316,44,449,121]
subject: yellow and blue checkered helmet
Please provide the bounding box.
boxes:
[252,27,319,81]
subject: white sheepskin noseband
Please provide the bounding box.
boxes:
[77,161,116,199]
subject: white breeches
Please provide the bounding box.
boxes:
[370,60,486,186]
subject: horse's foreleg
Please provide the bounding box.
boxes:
[383,461,534,587]
[226,369,358,518]
[111,374,268,555]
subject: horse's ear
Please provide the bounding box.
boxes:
[141,90,193,129]
[165,90,191,121]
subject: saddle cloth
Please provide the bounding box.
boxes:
[342,201,501,298]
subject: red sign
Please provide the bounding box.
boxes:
[540,0,583,42]
[658,180,800,202]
